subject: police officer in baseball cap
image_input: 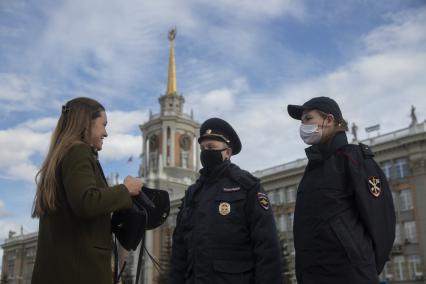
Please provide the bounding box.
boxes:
[169,118,283,284]
[287,97,395,284]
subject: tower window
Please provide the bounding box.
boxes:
[181,151,189,168]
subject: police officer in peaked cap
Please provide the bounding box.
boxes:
[169,118,283,284]
[287,97,396,284]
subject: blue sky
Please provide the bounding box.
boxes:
[1,0,425,261]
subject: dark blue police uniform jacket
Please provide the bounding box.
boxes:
[169,160,283,284]
[294,132,395,284]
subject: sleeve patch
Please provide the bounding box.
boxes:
[257,192,270,210]
[368,176,381,197]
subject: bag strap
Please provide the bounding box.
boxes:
[113,199,165,283]
[135,230,146,284]
[113,237,118,283]
[113,208,148,284]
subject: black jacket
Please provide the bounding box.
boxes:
[169,160,283,284]
[293,132,395,284]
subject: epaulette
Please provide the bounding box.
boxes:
[359,143,374,159]
[229,165,259,190]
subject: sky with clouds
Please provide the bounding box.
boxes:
[0,0,425,264]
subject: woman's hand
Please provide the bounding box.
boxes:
[123,176,143,196]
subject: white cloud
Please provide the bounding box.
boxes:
[0,0,308,115]
[166,5,426,173]
[225,7,426,171]
[0,200,8,217]
[0,110,146,182]
[101,134,142,161]
[186,78,248,118]
[199,0,306,20]
[0,73,46,112]
[101,110,147,161]
[0,127,50,182]
[17,117,57,132]
[363,7,426,54]
[106,110,148,134]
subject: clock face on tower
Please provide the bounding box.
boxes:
[180,134,191,151]
[149,135,159,151]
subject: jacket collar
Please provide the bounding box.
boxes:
[305,132,348,161]
[199,159,231,179]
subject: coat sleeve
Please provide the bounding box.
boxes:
[343,146,396,274]
[245,180,283,284]
[61,143,132,219]
[169,197,187,284]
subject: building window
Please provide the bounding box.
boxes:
[181,151,189,168]
[407,255,422,280]
[381,161,393,179]
[400,190,413,211]
[394,223,402,245]
[288,212,294,231]
[26,247,36,257]
[7,259,14,278]
[393,255,406,280]
[383,261,393,281]
[269,191,276,205]
[278,214,287,232]
[277,188,285,204]
[286,186,296,203]
[392,192,397,210]
[404,221,417,243]
[395,158,409,179]
[149,152,158,171]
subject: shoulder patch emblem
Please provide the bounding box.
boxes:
[219,202,231,215]
[257,192,270,210]
[368,176,381,197]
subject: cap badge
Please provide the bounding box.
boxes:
[206,129,212,134]
[368,176,381,197]
[219,202,231,215]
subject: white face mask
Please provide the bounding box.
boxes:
[300,123,323,145]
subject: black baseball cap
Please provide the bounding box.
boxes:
[287,96,343,121]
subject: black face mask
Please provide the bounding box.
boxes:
[200,148,227,170]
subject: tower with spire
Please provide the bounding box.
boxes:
[139,28,200,192]
[135,29,200,284]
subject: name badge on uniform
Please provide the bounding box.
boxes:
[368,176,381,197]
[219,202,231,215]
[257,192,270,210]
[223,187,240,192]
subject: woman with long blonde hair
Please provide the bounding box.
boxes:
[32,97,143,284]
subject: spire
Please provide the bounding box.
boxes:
[159,28,185,115]
[166,28,177,95]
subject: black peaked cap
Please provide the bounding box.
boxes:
[198,117,242,155]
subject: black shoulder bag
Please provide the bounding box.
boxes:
[111,187,170,284]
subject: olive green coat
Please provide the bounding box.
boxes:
[32,143,132,284]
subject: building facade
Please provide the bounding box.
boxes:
[1,231,37,284]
